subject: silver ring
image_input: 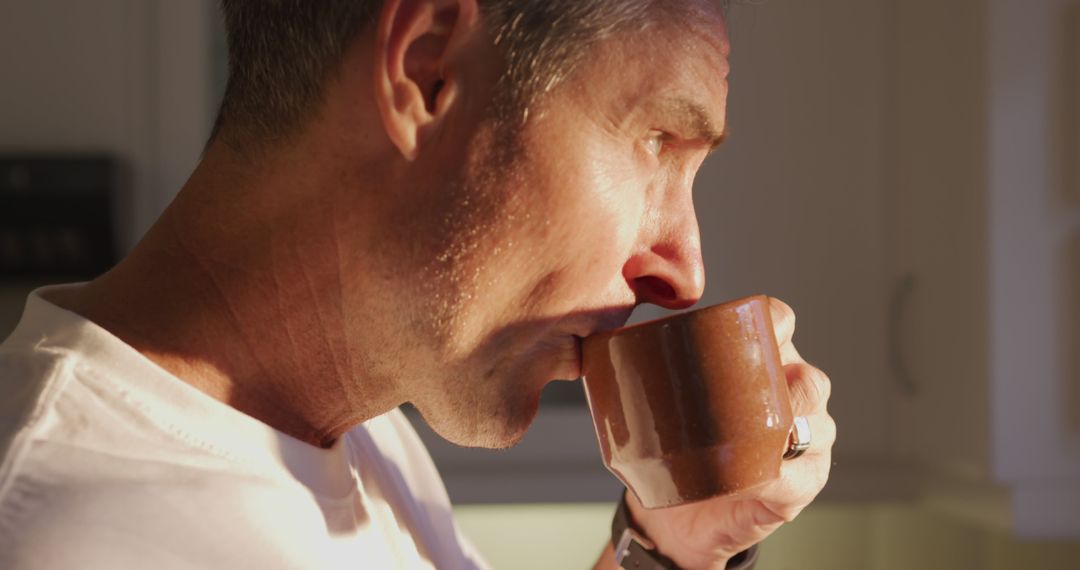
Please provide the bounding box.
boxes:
[783,416,811,460]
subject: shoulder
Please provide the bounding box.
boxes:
[0,348,328,569]
[0,339,72,504]
[0,338,68,446]
[0,452,331,570]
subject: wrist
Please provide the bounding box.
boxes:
[611,491,680,569]
[613,490,759,570]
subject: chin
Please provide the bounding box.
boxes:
[474,387,544,450]
[420,338,578,449]
[418,380,544,450]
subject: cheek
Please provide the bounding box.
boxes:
[544,156,649,289]
[510,112,656,306]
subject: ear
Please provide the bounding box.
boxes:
[374,0,480,161]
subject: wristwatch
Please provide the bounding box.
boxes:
[610,491,759,570]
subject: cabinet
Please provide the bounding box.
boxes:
[888,0,1080,538]
[887,0,991,483]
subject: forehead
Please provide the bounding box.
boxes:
[559,9,730,130]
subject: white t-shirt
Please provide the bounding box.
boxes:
[0,286,489,570]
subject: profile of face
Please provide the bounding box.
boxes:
[359,6,730,448]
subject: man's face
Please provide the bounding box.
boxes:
[378,11,730,448]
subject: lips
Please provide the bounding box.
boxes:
[550,335,584,381]
[556,307,634,379]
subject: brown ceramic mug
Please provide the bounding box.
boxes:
[582,295,793,508]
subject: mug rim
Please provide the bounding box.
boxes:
[584,294,771,345]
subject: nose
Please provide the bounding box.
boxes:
[622,192,705,311]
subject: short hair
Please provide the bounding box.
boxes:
[211,0,725,153]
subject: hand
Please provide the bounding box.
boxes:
[625,298,836,570]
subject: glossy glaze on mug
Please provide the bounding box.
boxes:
[582,295,792,508]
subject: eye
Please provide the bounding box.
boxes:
[643,131,669,157]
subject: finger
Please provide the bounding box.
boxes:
[768,297,796,348]
[791,410,837,453]
[768,297,803,364]
[785,362,832,416]
[778,339,803,367]
[761,446,833,522]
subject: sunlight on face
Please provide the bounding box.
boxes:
[402,10,732,449]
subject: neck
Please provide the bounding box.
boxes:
[49,139,401,448]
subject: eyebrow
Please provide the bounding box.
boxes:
[657,97,727,152]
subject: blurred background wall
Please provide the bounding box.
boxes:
[1,0,1079,568]
[0,1,219,333]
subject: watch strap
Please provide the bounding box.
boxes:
[611,491,678,569]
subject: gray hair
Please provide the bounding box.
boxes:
[211,0,725,152]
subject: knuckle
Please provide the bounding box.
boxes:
[780,507,802,524]
[787,363,831,408]
[785,364,812,406]
[763,501,800,524]
[801,364,831,403]
[822,414,838,446]
[811,367,832,403]
[769,297,796,331]
[796,456,832,497]
[815,461,832,491]
[769,297,795,323]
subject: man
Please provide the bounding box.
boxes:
[0,0,835,568]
